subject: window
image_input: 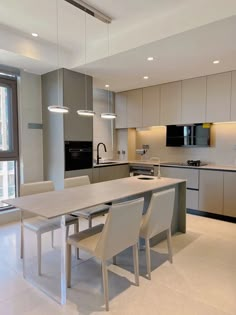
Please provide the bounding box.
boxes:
[0,76,18,209]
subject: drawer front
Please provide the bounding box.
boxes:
[161,167,199,189]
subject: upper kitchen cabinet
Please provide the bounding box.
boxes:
[142,85,160,127]
[127,88,143,128]
[160,81,182,125]
[115,92,128,129]
[181,77,206,124]
[230,70,236,121]
[63,69,93,141]
[206,72,231,122]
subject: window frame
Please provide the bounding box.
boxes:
[0,77,19,161]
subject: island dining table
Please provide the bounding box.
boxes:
[4,175,186,305]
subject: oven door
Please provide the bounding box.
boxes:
[65,141,93,171]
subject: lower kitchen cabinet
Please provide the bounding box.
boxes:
[199,170,223,215]
[64,168,93,183]
[223,172,236,217]
[161,166,199,189]
[161,166,199,210]
[94,164,130,183]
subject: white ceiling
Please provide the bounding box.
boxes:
[0,0,236,91]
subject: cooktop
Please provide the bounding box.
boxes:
[163,160,208,167]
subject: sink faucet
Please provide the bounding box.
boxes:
[97,142,107,164]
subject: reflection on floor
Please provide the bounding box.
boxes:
[0,214,235,315]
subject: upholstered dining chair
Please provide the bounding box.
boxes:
[20,181,79,275]
[66,197,144,311]
[64,176,110,228]
[139,188,175,279]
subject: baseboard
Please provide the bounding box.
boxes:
[187,209,236,224]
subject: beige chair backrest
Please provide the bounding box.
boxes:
[141,188,175,239]
[20,181,54,196]
[64,176,90,189]
[95,198,144,260]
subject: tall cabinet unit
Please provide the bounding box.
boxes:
[142,85,160,127]
[42,69,93,189]
[206,72,231,122]
[160,81,182,125]
[181,77,206,124]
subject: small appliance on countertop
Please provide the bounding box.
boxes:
[186,160,207,167]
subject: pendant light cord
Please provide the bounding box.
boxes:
[84,11,88,111]
[56,0,60,106]
[107,22,110,112]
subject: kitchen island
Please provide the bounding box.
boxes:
[4,176,186,305]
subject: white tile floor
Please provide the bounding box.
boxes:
[0,214,235,315]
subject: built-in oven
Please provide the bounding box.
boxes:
[65,141,93,171]
[129,165,154,176]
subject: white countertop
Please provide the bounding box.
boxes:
[129,160,236,172]
[4,176,185,219]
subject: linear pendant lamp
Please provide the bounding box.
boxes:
[48,0,69,114]
[77,11,95,117]
[101,24,116,119]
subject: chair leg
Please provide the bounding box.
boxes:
[133,243,139,286]
[145,238,151,280]
[112,255,117,265]
[167,228,173,263]
[101,260,109,311]
[75,221,80,259]
[66,243,72,288]
[51,231,54,248]
[37,234,42,276]
[88,216,92,229]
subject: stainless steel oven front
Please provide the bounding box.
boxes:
[65,141,93,171]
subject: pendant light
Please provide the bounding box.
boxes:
[101,23,116,119]
[77,11,95,117]
[48,0,69,113]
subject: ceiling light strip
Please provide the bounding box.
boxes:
[64,0,112,24]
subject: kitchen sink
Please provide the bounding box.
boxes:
[97,161,118,165]
[138,176,155,180]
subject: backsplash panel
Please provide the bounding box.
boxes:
[136,123,236,166]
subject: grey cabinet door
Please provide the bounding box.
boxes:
[206,72,231,122]
[63,69,93,141]
[99,165,129,182]
[199,170,223,214]
[115,92,128,129]
[160,81,182,125]
[181,77,206,124]
[223,172,236,217]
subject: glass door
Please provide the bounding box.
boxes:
[0,76,18,208]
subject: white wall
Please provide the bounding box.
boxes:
[136,123,236,166]
[93,88,115,161]
[18,71,44,183]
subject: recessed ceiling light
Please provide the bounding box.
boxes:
[143,76,149,80]
[147,57,154,61]
[213,60,220,64]
[105,84,110,88]
[31,33,38,37]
